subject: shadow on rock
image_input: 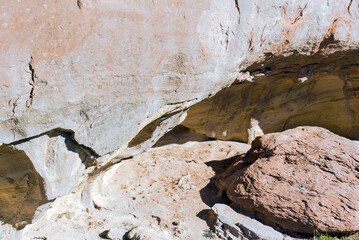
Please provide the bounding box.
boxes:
[0,145,48,229]
[198,155,240,208]
[154,125,211,147]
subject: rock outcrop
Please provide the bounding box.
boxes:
[217,127,359,234]
[2,141,249,240]
[1,0,359,228]
[182,50,359,142]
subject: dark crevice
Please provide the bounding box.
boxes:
[318,32,337,51]
[10,128,99,168]
[10,97,20,117]
[154,125,211,147]
[127,110,183,148]
[27,56,36,108]
[87,156,133,180]
[234,0,240,24]
[98,230,110,239]
[165,98,197,105]
[348,0,353,17]
[292,4,307,24]
[77,0,82,9]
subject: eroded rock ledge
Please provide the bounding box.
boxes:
[0,0,359,230]
[183,50,359,142]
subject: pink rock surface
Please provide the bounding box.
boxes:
[218,127,359,234]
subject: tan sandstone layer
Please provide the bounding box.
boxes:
[183,51,359,142]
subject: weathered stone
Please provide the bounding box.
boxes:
[1,0,359,230]
[209,203,287,240]
[1,0,359,165]
[0,0,242,160]
[14,131,91,200]
[13,141,249,240]
[106,228,127,240]
[182,51,359,142]
[217,127,359,234]
[126,226,173,240]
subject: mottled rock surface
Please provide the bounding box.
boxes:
[217,127,359,234]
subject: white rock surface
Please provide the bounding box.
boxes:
[8,141,250,240]
[15,133,87,200]
[1,0,358,161]
[211,204,288,240]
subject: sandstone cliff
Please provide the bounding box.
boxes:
[0,0,359,232]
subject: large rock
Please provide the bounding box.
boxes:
[217,127,359,234]
[1,0,359,226]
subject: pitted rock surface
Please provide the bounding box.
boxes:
[217,127,359,234]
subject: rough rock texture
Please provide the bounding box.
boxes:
[0,141,249,240]
[0,131,95,228]
[13,131,93,200]
[217,127,359,234]
[1,0,359,227]
[182,50,359,142]
[208,203,290,240]
[0,0,242,160]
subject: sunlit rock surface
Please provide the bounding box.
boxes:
[8,141,249,240]
[217,127,359,234]
[0,0,359,229]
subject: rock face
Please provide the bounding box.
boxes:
[217,127,359,234]
[14,131,92,200]
[182,50,359,142]
[1,0,359,227]
[0,0,242,160]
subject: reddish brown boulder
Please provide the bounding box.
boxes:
[217,127,359,234]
